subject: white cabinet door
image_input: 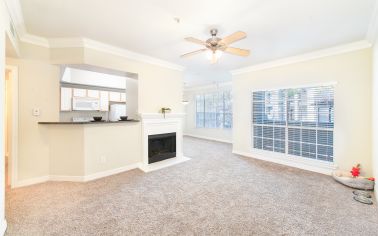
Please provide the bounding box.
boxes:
[100,91,109,111]
[73,88,87,97]
[60,87,72,111]
[120,93,126,102]
[87,89,100,98]
[109,92,121,102]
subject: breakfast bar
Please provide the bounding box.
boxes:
[39,121,142,181]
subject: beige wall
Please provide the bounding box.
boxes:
[0,0,6,231]
[184,86,232,143]
[84,123,141,175]
[47,123,141,177]
[233,49,373,176]
[5,71,11,158]
[372,36,378,191]
[6,42,183,184]
[84,48,183,114]
[6,57,60,181]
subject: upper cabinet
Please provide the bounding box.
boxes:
[120,93,126,102]
[109,92,121,102]
[60,87,72,111]
[61,87,126,111]
[87,89,100,98]
[73,88,87,97]
[100,91,109,111]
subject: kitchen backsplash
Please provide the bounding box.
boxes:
[60,111,109,122]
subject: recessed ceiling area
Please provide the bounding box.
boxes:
[19,0,376,86]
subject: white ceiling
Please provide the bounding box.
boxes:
[19,0,376,87]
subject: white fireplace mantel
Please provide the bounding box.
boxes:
[138,113,190,172]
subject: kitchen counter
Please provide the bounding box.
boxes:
[39,120,140,124]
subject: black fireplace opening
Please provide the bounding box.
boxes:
[148,132,176,164]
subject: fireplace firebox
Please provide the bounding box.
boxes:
[148,132,176,164]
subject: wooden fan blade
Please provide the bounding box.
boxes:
[185,37,207,46]
[181,48,208,58]
[221,31,246,45]
[224,47,250,57]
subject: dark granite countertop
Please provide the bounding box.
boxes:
[38,120,140,124]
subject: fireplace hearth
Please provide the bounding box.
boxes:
[148,132,176,164]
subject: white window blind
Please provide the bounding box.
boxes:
[252,86,334,162]
[196,90,232,129]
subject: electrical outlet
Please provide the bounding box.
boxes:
[100,156,107,163]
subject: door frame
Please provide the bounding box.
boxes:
[5,65,18,188]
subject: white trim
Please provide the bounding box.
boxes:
[14,163,140,188]
[83,163,140,181]
[3,1,184,71]
[367,0,378,44]
[3,0,25,37]
[82,38,184,71]
[184,81,232,92]
[250,81,337,92]
[14,175,50,188]
[49,38,85,48]
[19,33,49,48]
[231,40,372,75]
[184,134,232,144]
[139,113,186,119]
[49,175,85,182]
[138,156,190,173]
[5,65,18,189]
[232,150,337,175]
[0,220,7,236]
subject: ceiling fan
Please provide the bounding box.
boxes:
[181,29,250,63]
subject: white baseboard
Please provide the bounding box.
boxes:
[49,175,85,182]
[14,175,50,188]
[138,156,190,172]
[0,219,7,236]
[232,150,337,175]
[83,163,140,181]
[14,163,140,188]
[183,134,232,144]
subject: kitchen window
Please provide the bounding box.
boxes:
[196,90,232,129]
[252,85,334,162]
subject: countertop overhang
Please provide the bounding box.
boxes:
[39,120,140,125]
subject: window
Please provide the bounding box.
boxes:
[252,85,334,162]
[196,90,232,128]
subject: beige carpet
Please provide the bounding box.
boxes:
[5,137,378,235]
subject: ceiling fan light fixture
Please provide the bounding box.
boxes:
[206,50,223,61]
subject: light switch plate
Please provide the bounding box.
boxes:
[32,108,40,116]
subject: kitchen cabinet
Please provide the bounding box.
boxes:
[60,87,72,111]
[87,90,100,98]
[73,88,87,97]
[109,92,121,102]
[100,91,109,111]
[120,93,126,102]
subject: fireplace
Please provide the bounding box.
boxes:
[148,132,176,164]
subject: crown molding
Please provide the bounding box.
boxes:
[230,40,372,76]
[3,0,25,36]
[22,36,185,71]
[19,33,50,47]
[184,81,232,92]
[81,38,185,71]
[366,0,378,44]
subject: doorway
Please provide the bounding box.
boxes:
[4,66,18,188]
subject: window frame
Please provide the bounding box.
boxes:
[195,90,232,129]
[251,82,336,164]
